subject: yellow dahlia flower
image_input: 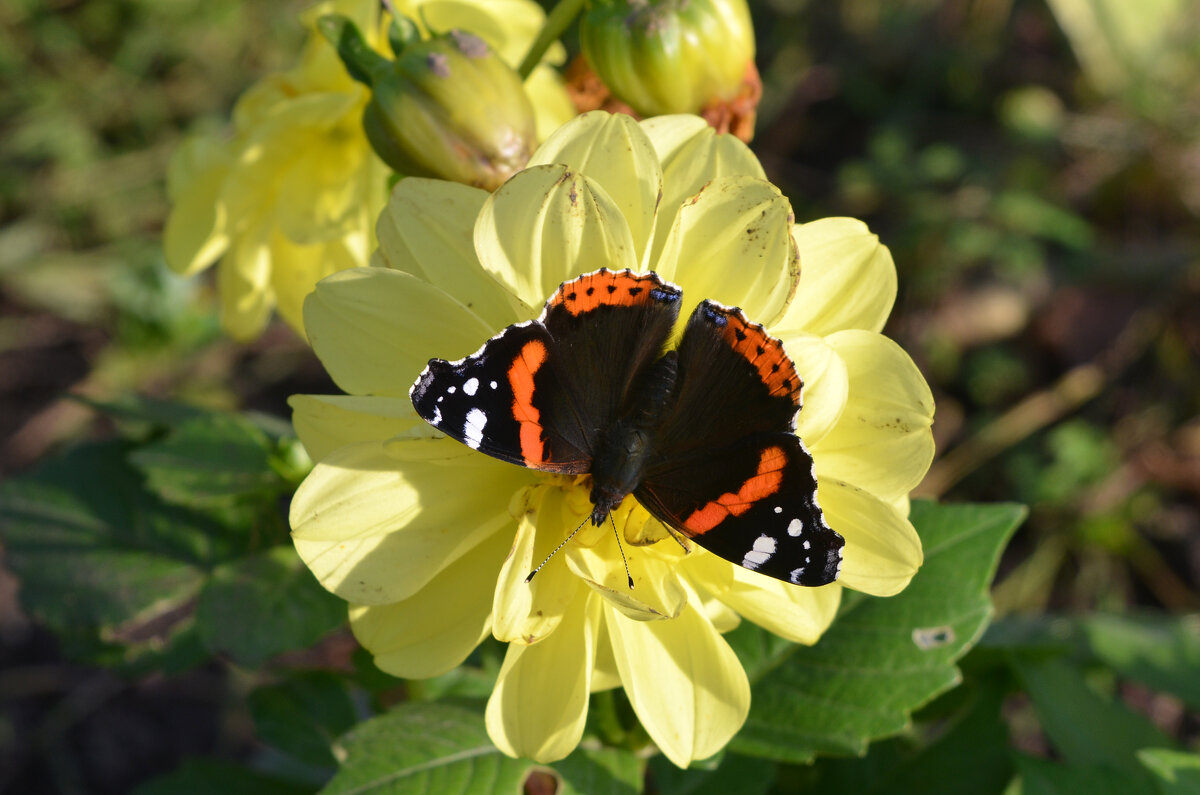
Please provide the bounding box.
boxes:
[289,111,934,766]
[164,0,574,340]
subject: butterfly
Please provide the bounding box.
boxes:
[409,268,843,586]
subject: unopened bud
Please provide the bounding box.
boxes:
[580,0,756,118]
[321,14,538,191]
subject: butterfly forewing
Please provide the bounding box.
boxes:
[639,300,844,586]
[411,268,683,474]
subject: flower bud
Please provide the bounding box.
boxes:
[321,14,538,191]
[580,0,756,118]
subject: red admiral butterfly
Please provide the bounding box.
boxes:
[410,268,843,586]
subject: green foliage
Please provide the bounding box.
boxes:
[320,702,537,794]
[0,402,337,665]
[729,501,1025,762]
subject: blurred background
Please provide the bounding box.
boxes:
[1,0,1197,791]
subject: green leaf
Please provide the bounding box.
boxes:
[807,677,1012,795]
[553,746,644,795]
[1014,753,1153,795]
[648,753,775,795]
[730,501,1025,763]
[1138,749,1200,795]
[195,546,345,667]
[1013,656,1169,781]
[1081,614,1200,710]
[132,758,311,795]
[322,702,535,794]
[0,440,225,655]
[129,414,285,505]
[250,672,359,768]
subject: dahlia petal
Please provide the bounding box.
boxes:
[779,218,897,336]
[348,528,510,678]
[217,218,274,342]
[268,232,359,336]
[590,616,622,692]
[474,164,637,308]
[290,439,526,604]
[486,593,598,762]
[683,551,841,645]
[605,598,750,768]
[303,268,495,398]
[776,332,849,448]
[221,92,361,224]
[816,330,936,501]
[655,175,799,326]
[274,126,370,245]
[375,178,520,329]
[528,111,663,266]
[492,487,584,644]
[640,115,765,269]
[163,134,231,277]
[526,65,578,143]
[818,477,923,597]
[565,503,688,621]
[288,394,422,463]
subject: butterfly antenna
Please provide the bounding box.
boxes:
[609,513,635,589]
[525,513,589,584]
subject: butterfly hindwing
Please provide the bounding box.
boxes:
[636,433,842,586]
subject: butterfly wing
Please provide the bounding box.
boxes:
[411,268,683,474]
[636,300,844,586]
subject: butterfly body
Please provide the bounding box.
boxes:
[410,268,843,586]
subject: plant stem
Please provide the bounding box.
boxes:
[518,0,586,80]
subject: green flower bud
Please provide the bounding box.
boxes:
[580,0,755,117]
[321,15,537,191]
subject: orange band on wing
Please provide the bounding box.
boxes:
[682,445,786,535]
[508,339,548,465]
[549,269,676,316]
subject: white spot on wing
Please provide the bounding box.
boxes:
[463,408,487,449]
[774,506,782,514]
[789,566,806,583]
[432,406,442,425]
[447,386,456,394]
[787,518,803,536]
[489,380,498,389]
[742,534,777,570]
[463,377,479,396]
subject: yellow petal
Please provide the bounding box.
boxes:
[639,115,765,269]
[303,268,495,397]
[163,134,231,277]
[273,118,373,246]
[528,111,663,266]
[474,164,637,308]
[404,0,555,68]
[486,592,598,762]
[816,330,936,501]
[492,486,584,644]
[683,551,840,645]
[590,615,622,692]
[565,500,688,622]
[605,597,750,768]
[288,394,422,463]
[654,176,798,326]
[269,231,360,337]
[526,65,578,143]
[290,439,527,604]
[777,332,849,448]
[217,220,274,342]
[348,528,510,678]
[779,218,897,336]
[374,178,521,329]
[221,92,361,225]
[819,477,923,597]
